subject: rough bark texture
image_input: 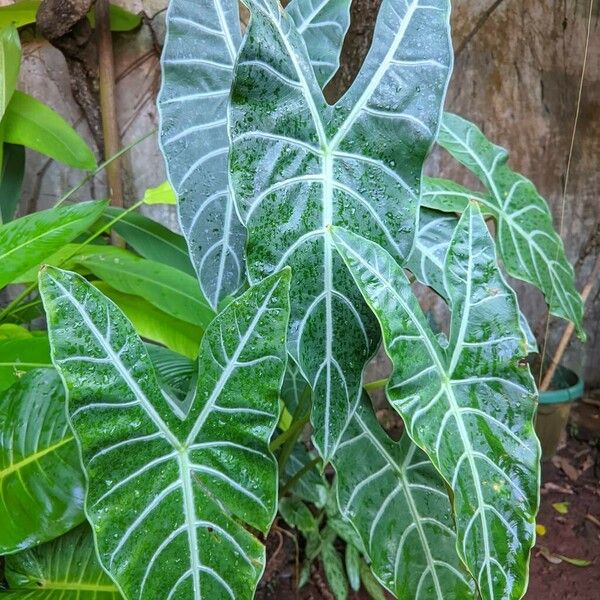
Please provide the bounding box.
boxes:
[10,0,600,384]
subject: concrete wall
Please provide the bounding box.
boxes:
[9,0,600,384]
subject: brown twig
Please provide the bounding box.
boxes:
[96,0,124,245]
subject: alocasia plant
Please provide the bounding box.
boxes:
[39,266,290,599]
[3,1,584,599]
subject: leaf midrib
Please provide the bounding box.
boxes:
[0,435,73,480]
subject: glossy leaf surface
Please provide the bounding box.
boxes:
[3,525,120,599]
[0,200,106,289]
[0,143,25,223]
[230,0,452,460]
[0,25,20,122]
[103,207,195,276]
[0,369,85,554]
[333,396,475,599]
[430,112,584,337]
[332,206,540,600]
[286,0,351,86]
[40,267,291,600]
[3,91,96,170]
[159,0,363,307]
[75,252,215,329]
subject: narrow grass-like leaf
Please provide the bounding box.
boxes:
[230,0,452,460]
[331,206,540,600]
[0,369,85,554]
[0,25,20,122]
[333,396,475,599]
[40,266,290,600]
[0,143,25,223]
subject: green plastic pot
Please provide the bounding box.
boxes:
[535,365,584,460]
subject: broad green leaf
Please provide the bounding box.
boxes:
[3,91,97,170]
[3,525,120,599]
[88,4,142,32]
[92,281,203,359]
[430,112,584,338]
[142,180,176,205]
[279,497,318,533]
[0,336,51,390]
[0,1,38,29]
[331,206,541,600]
[286,0,351,86]
[281,358,310,417]
[103,207,195,276]
[407,208,538,352]
[333,396,474,599]
[230,0,452,460]
[0,200,106,289]
[0,369,85,554]
[0,26,20,122]
[40,266,291,600]
[74,252,215,329]
[158,0,356,308]
[0,143,25,223]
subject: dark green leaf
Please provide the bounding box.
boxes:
[87,4,142,32]
[3,91,97,170]
[103,207,195,276]
[279,497,318,533]
[322,542,348,600]
[0,200,106,289]
[230,0,452,461]
[332,206,541,600]
[282,445,328,509]
[0,369,85,554]
[40,266,291,600]
[0,143,25,223]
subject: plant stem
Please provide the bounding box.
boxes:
[96,0,124,215]
[0,200,144,322]
[280,456,322,496]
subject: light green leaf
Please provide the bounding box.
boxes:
[3,525,120,599]
[552,502,569,515]
[322,542,348,600]
[142,180,176,205]
[74,252,215,330]
[421,177,489,214]
[407,207,538,352]
[92,281,203,359]
[331,206,541,600]
[88,4,142,32]
[0,335,51,390]
[359,559,386,600]
[158,0,360,308]
[432,112,584,338]
[0,200,106,289]
[286,0,351,86]
[103,207,195,276]
[40,266,291,600]
[333,395,474,599]
[3,91,97,170]
[230,0,452,461]
[0,369,85,555]
[0,143,25,224]
[0,1,38,29]
[0,25,21,122]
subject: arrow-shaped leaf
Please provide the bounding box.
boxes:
[230,0,452,460]
[158,0,351,308]
[333,395,475,599]
[331,205,540,600]
[425,112,584,338]
[40,266,291,600]
[3,525,120,599]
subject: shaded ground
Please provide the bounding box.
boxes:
[258,399,600,599]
